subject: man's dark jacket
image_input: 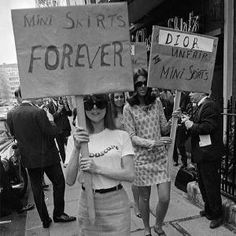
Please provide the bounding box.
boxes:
[47,101,72,137]
[189,98,224,163]
[6,103,60,169]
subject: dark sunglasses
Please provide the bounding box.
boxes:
[135,81,147,87]
[114,95,124,99]
[84,100,107,111]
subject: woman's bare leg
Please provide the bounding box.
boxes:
[139,186,151,235]
[155,181,171,233]
[132,185,141,217]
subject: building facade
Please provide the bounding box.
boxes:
[0,63,20,103]
[35,0,85,7]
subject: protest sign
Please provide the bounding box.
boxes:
[148,26,218,93]
[131,42,147,72]
[11,3,133,99]
[12,3,133,225]
[148,26,218,176]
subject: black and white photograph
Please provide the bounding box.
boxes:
[0,0,236,235]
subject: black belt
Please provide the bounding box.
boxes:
[82,184,122,194]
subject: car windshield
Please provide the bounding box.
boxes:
[0,119,12,151]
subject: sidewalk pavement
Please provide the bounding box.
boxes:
[187,179,236,231]
[22,164,236,236]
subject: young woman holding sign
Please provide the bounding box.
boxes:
[66,94,135,236]
[123,68,179,236]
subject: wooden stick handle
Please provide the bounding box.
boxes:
[75,95,95,224]
[167,90,181,177]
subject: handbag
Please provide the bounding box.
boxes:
[174,166,197,193]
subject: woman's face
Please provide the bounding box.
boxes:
[135,75,148,97]
[151,88,160,97]
[113,92,125,108]
[84,97,107,123]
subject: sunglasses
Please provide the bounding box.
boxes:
[84,99,107,111]
[135,81,147,88]
[114,95,124,99]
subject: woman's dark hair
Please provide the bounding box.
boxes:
[84,94,116,133]
[110,92,125,118]
[127,68,156,106]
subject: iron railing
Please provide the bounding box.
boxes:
[221,98,236,201]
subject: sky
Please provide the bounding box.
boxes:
[0,0,35,64]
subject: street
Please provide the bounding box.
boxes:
[0,161,236,236]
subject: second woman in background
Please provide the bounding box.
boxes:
[110,92,126,130]
[123,68,174,236]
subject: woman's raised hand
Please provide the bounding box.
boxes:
[73,127,89,150]
[160,137,172,145]
[80,158,98,173]
[148,137,172,150]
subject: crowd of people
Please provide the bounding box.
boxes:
[2,67,224,235]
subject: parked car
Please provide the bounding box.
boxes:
[0,115,28,198]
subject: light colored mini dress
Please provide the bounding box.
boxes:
[123,98,171,186]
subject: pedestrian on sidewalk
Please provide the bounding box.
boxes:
[47,96,72,164]
[183,92,224,229]
[123,68,180,236]
[66,94,135,236]
[6,88,76,229]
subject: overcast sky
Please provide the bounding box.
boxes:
[0,0,35,64]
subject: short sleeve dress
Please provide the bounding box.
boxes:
[123,98,171,186]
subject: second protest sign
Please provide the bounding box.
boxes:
[148,26,218,93]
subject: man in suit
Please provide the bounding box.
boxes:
[7,88,76,228]
[47,97,72,165]
[183,92,224,229]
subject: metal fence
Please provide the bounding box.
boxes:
[221,98,236,201]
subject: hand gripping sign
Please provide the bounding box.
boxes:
[12,3,133,224]
[148,26,218,175]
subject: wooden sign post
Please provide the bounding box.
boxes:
[76,96,95,223]
[148,26,218,175]
[12,3,133,224]
[167,90,181,176]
